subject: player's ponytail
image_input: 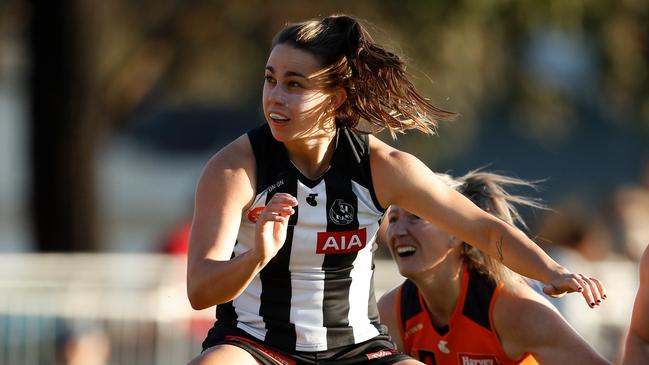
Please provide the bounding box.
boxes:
[457,170,547,287]
[271,14,457,137]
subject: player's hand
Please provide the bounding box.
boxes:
[253,193,298,266]
[543,273,607,308]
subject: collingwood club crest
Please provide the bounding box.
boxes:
[329,199,354,225]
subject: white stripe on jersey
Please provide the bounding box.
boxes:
[351,180,383,218]
[233,191,268,341]
[291,180,327,351]
[343,178,383,343]
[347,221,380,343]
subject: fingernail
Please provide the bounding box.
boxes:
[596,299,601,304]
[578,287,583,292]
[590,302,595,307]
[603,294,607,299]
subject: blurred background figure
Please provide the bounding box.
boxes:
[1,0,648,364]
[55,321,111,365]
[537,167,649,264]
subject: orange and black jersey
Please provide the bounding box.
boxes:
[397,265,538,365]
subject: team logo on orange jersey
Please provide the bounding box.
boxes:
[438,340,450,354]
[316,228,366,254]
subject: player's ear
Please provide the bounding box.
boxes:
[329,87,347,110]
[448,235,463,249]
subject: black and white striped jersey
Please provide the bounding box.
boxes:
[215,124,386,352]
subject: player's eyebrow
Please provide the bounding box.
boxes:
[265,66,307,79]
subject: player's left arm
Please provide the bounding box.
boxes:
[368,136,605,307]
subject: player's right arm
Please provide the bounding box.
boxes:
[186,134,296,310]
[621,246,649,365]
[494,281,610,365]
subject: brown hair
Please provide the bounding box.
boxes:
[272,14,457,137]
[455,170,547,287]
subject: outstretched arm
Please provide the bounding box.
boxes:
[369,137,605,306]
[621,246,649,365]
[494,283,611,364]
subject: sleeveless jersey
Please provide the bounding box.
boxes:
[216,124,385,352]
[397,265,538,365]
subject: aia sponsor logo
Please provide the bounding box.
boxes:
[316,228,366,254]
[247,207,264,223]
[458,353,497,365]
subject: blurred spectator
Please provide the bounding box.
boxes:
[537,180,649,263]
[160,195,193,255]
[536,201,613,262]
[606,185,649,262]
[162,219,191,255]
[55,320,110,365]
[572,179,649,263]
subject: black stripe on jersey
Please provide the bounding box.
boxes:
[367,266,382,331]
[208,251,239,351]
[203,301,238,351]
[462,269,496,331]
[247,125,269,191]
[399,279,422,330]
[214,250,239,327]
[258,177,298,349]
[248,124,295,191]
[340,128,385,212]
[322,169,359,348]
[215,300,237,327]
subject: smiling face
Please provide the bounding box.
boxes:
[383,206,462,279]
[262,44,344,144]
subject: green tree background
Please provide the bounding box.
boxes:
[1,0,647,252]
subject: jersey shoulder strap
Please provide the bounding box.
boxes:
[246,124,291,192]
[462,268,498,331]
[399,279,423,330]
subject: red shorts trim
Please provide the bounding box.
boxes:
[366,349,399,360]
[224,335,296,365]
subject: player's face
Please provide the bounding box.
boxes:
[384,206,460,278]
[263,44,338,143]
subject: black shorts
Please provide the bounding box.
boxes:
[202,322,413,365]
